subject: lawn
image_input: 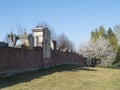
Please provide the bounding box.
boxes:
[0,65,120,90]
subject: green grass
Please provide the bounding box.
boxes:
[0,65,120,90]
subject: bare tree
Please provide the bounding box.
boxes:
[6,24,25,47]
[37,22,56,40]
[67,40,74,52]
[15,23,26,36]
[57,33,74,52]
[7,33,19,47]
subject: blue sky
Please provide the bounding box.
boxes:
[0,0,120,49]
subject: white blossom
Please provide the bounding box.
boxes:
[79,37,116,67]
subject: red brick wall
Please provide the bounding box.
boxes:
[0,48,86,76]
[51,51,87,66]
[0,47,43,75]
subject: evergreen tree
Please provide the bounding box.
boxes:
[91,26,118,51]
[114,47,120,65]
[98,26,106,38]
[107,28,119,51]
[91,26,106,40]
[91,28,99,40]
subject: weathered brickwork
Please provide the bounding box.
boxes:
[0,47,86,76]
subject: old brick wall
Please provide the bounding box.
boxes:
[51,51,87,66]
[0,48,86,76]
[0,47,43,75]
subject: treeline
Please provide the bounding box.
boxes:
[79,25,120,67]
[91,26,118,51]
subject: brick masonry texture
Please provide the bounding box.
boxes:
[0,47,87,76]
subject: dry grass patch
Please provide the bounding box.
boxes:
[0,65,120,90]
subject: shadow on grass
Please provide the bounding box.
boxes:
[0,65,96,89]
[110,65,120,69]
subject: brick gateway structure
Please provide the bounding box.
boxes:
[0,47,86,76]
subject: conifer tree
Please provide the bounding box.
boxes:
[107,28,119,51]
